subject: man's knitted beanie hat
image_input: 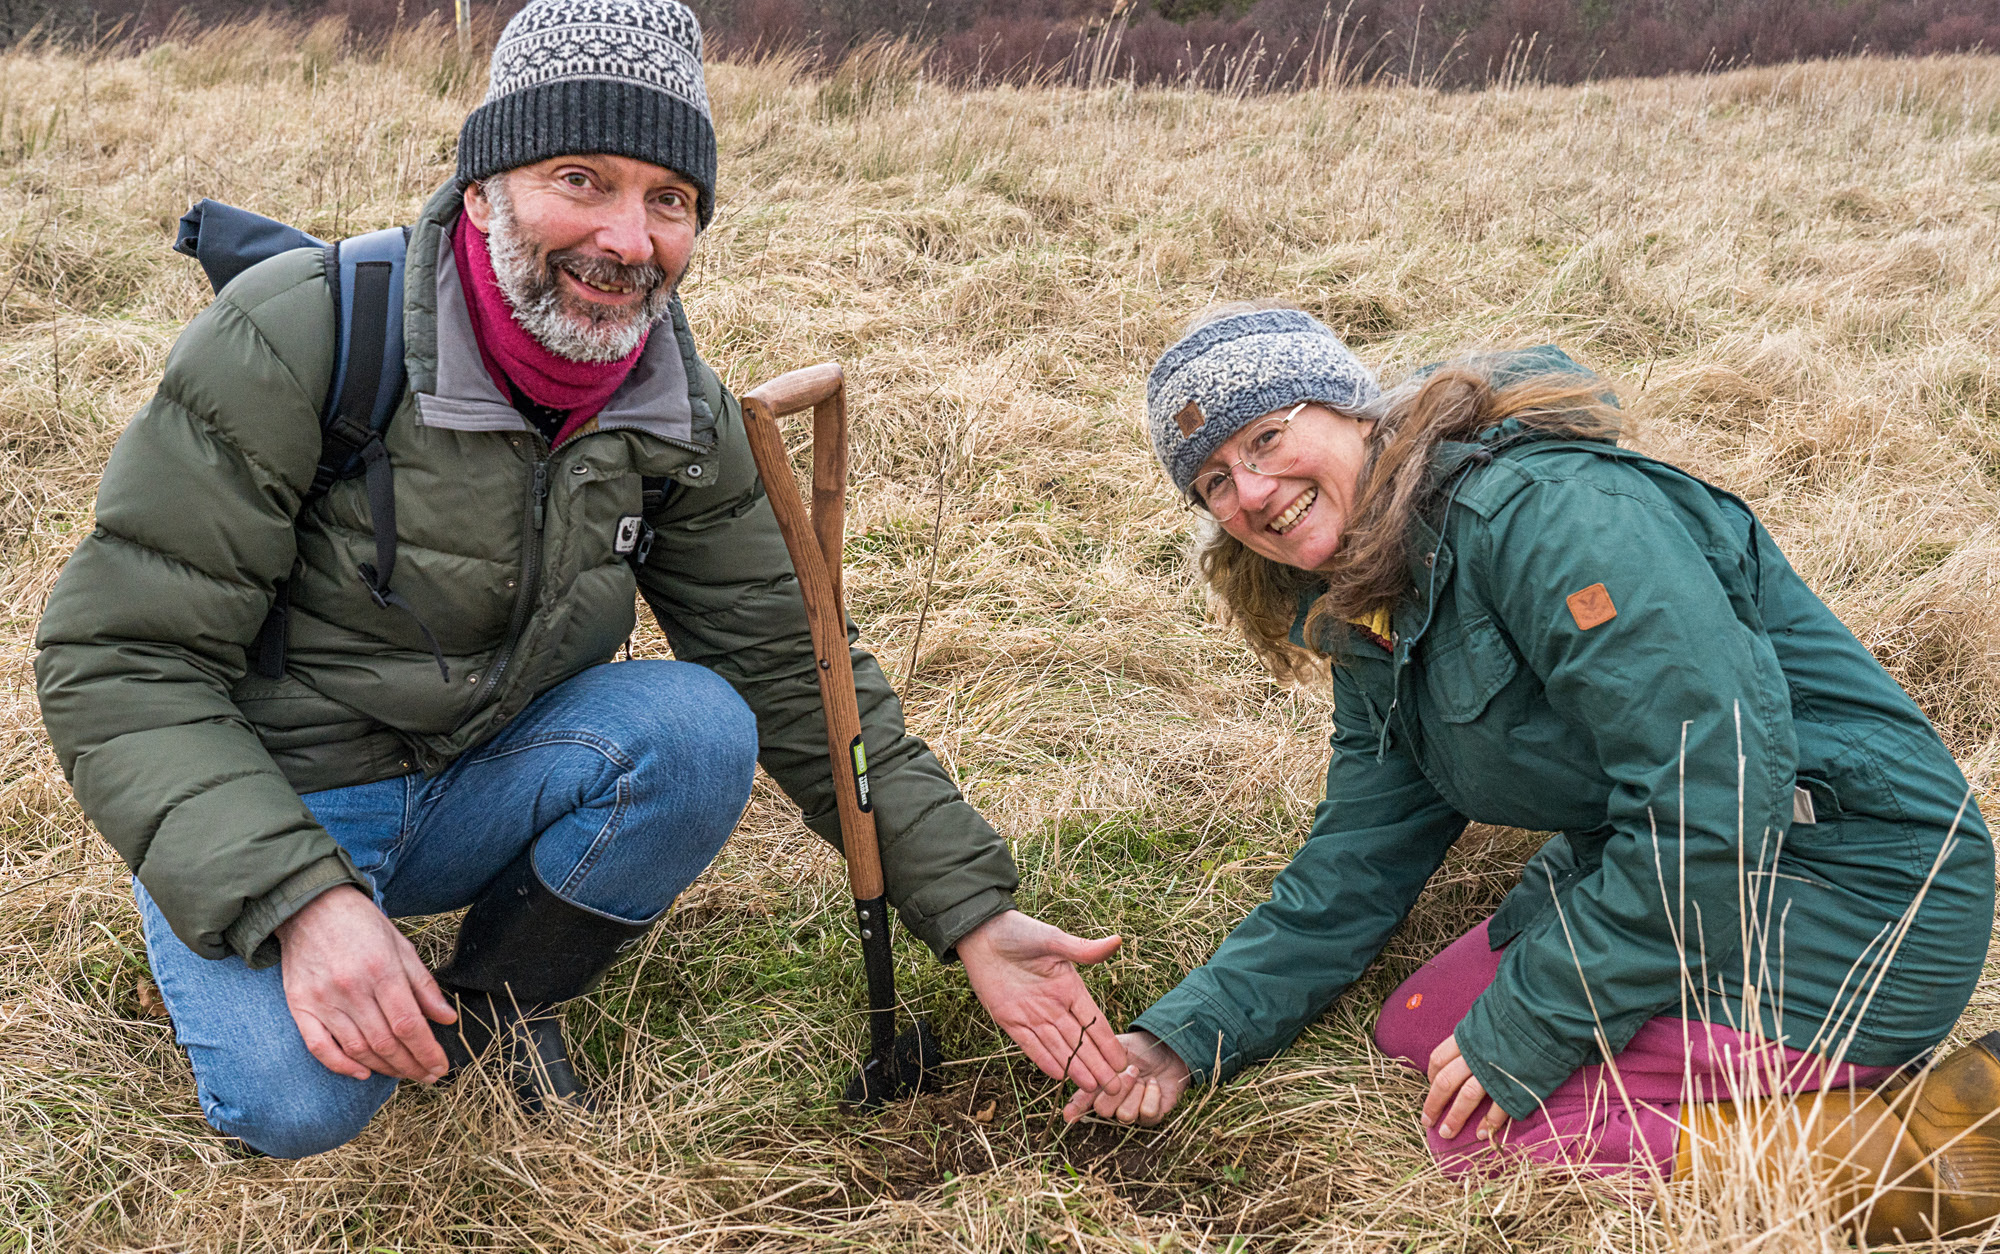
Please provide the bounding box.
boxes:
[457,0,717,227]
[1147,308,1380,496]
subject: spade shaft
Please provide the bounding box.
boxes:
[740,363,937,1105]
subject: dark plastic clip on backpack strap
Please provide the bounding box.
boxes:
[250,578,291,679]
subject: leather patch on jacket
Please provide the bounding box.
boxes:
[1566,583,1617,630]
[1175,400,1206,436]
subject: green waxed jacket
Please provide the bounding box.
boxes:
[1134,347,1993,1120]
[35,181,1017,968]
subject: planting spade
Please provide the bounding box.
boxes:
[739,362,943,1106]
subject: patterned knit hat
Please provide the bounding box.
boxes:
[1146,308,1380,496]
[457,0,718,227]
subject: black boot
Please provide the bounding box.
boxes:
[432,846,652,1114]
[434,989,588,1114]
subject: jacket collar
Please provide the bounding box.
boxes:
[1286,582,1399,659]
[402,180,709,449]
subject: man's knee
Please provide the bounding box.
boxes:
[625,661,758,800]
[682,664,757,782]
[204,1073,395,1159]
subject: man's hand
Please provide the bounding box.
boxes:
[274,885,457,1084]
[1062,1030,1191,1125]
[1424,1032,1510,1142]
[957,909,1127,1090]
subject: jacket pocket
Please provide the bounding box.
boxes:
[1421,613,1520,724]
[1794,774,1843,825]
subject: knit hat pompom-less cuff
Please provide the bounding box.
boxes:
[1147,309,1381,497]
[456,0,719,227]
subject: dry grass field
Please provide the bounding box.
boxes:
[2,21,1998,1252]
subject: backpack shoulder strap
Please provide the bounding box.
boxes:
[251,225,445,683]
[330,227,444,681]
[313,226,410,496]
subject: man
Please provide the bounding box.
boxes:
[34,0,1127,1158]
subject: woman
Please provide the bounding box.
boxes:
[1066,305,2000,1241]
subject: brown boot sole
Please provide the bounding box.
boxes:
[1891,1030,2000,1238]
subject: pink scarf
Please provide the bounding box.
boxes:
[452,214,647,445]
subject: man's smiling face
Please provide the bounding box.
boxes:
[463,153,702,362]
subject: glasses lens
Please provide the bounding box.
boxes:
[1241,418,1298,476]
[1194,474,1241,521]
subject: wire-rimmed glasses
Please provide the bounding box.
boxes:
[1187,403,1307,522]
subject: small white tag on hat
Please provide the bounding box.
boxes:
[1793,786,1817,826]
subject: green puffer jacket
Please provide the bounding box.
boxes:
[1135,347,1993,1119]
[35,181,1017,968]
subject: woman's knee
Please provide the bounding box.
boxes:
[203,1073,395,1159]
[1374,984,1447,1068]
[1374,919,1503,1067]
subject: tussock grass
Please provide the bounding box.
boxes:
[1,24,1997,1251]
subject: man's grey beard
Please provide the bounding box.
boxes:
[481,177,677,363]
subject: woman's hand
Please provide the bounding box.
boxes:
[1424,1033,1510,1141]
[1061,1030,1193,1126]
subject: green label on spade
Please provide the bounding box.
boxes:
[850,735,871,811]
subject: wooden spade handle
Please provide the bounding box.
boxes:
[740,364,883,901]
[746,361,843,416]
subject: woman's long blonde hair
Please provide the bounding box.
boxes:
[1200,360,1624,680]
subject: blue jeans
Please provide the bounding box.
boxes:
[135,660,757,1158]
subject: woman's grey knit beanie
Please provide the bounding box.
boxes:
[1147,308,1380,496]
[457,0,718,227]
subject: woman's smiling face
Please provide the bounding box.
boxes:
[1198,403,1375,572]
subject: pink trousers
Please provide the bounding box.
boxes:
[1373,918,1901,1178]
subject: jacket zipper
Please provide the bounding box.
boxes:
[461,451,548,722]
[655,433,713,456]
